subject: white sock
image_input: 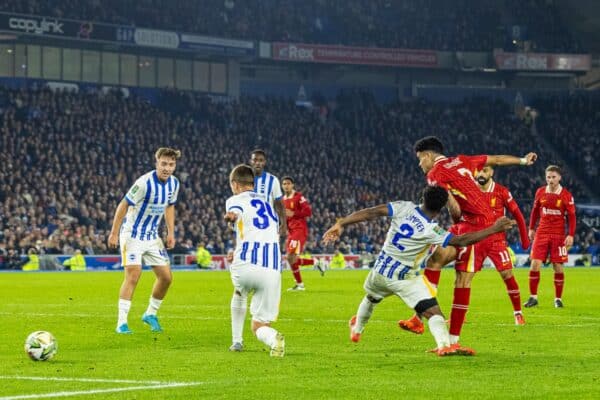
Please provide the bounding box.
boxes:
[449,334,460,345]
[531,295,538,299]
[255,326,278,348]
[354,296,376,333]
[428,315,450,349]
[118,299,131,326]
[145,296,163,316]
[231,294,247,344]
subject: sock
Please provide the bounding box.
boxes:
[255,326,278,348]
[428,314,450,349]
[449,287,471,341]
[353,296,376,333]
[291,260,303,284]
[145,296,163,316]
[299,258,314,266]
[529,270,540,297]
[554,272,564,299]
[231,294,247,344]
[503,276,522,313]
[117,299,131,326]
[424,268,441,287]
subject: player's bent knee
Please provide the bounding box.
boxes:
[366,294,382,304]
[414,298,439,315]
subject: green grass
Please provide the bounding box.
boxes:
[1,268,599,399]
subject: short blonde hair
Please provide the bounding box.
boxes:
[545,165,562,175]
[229,164,255,186]
[155,147,181,160]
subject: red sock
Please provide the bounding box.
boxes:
[554,272,564,299]
[449,287,471,337]
[299,258,314,266]
[291,260,303,284]
[503,276,522,313]
[424,269,441,287]
[529,270,540,296]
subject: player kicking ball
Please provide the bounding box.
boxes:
[322,186,514,356]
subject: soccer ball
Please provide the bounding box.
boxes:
[24,331,58,361]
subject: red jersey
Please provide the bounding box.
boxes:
[529,185,576,237]
[427,155,494,227]
[283,191,312,236]
[481,180,530,248]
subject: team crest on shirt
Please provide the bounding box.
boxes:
[290,202,294,209]
[433,226,445,236]
[556,199,562,207]
[491,197,496,208]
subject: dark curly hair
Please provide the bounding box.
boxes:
[413,136,444,154]
[422,185,449,213]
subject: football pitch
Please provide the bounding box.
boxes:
[1,268,599,399]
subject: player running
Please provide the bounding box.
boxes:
[323,185,515,356]
[225,164,285,356]
[525,165,576,308]
[282,176,323,291]
[476,166,530,324]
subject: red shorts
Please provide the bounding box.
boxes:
[286,232,307,255]
[531,234,568,264]
[450,223,512,272]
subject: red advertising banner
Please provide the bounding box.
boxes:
[272,42,438,68]
[494,51,591,71]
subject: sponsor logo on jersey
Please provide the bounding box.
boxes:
[542,207,562,216]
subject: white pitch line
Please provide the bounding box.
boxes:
[0,382,203,400]
[0,376,164,384]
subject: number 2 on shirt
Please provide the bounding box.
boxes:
[392,223,415,251]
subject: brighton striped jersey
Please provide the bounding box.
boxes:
[374,201,453,280]
[254,171,282,206]
[226,190,281,271]
[120,170,180,241]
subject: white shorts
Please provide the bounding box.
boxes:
[230,265,281,323]
[363,270,437,309]
[120,236,170,267]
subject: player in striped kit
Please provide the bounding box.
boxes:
[250,149,286,235]
[322,186,515,356]
[525,165,576,308]
[108,147,181,334]
[398,136,537,349]
[225,164,285,357]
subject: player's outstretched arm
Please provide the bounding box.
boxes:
[486,152,537,167]
[322,204,388,245]
[108,199,129,249]
[449,216,515,247]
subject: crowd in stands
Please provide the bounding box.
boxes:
[533,95,600,190]
[0,0,582,52]
[0,86,597,268]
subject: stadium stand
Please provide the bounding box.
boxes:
[0,0,583,52]
[0,87,596,265]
